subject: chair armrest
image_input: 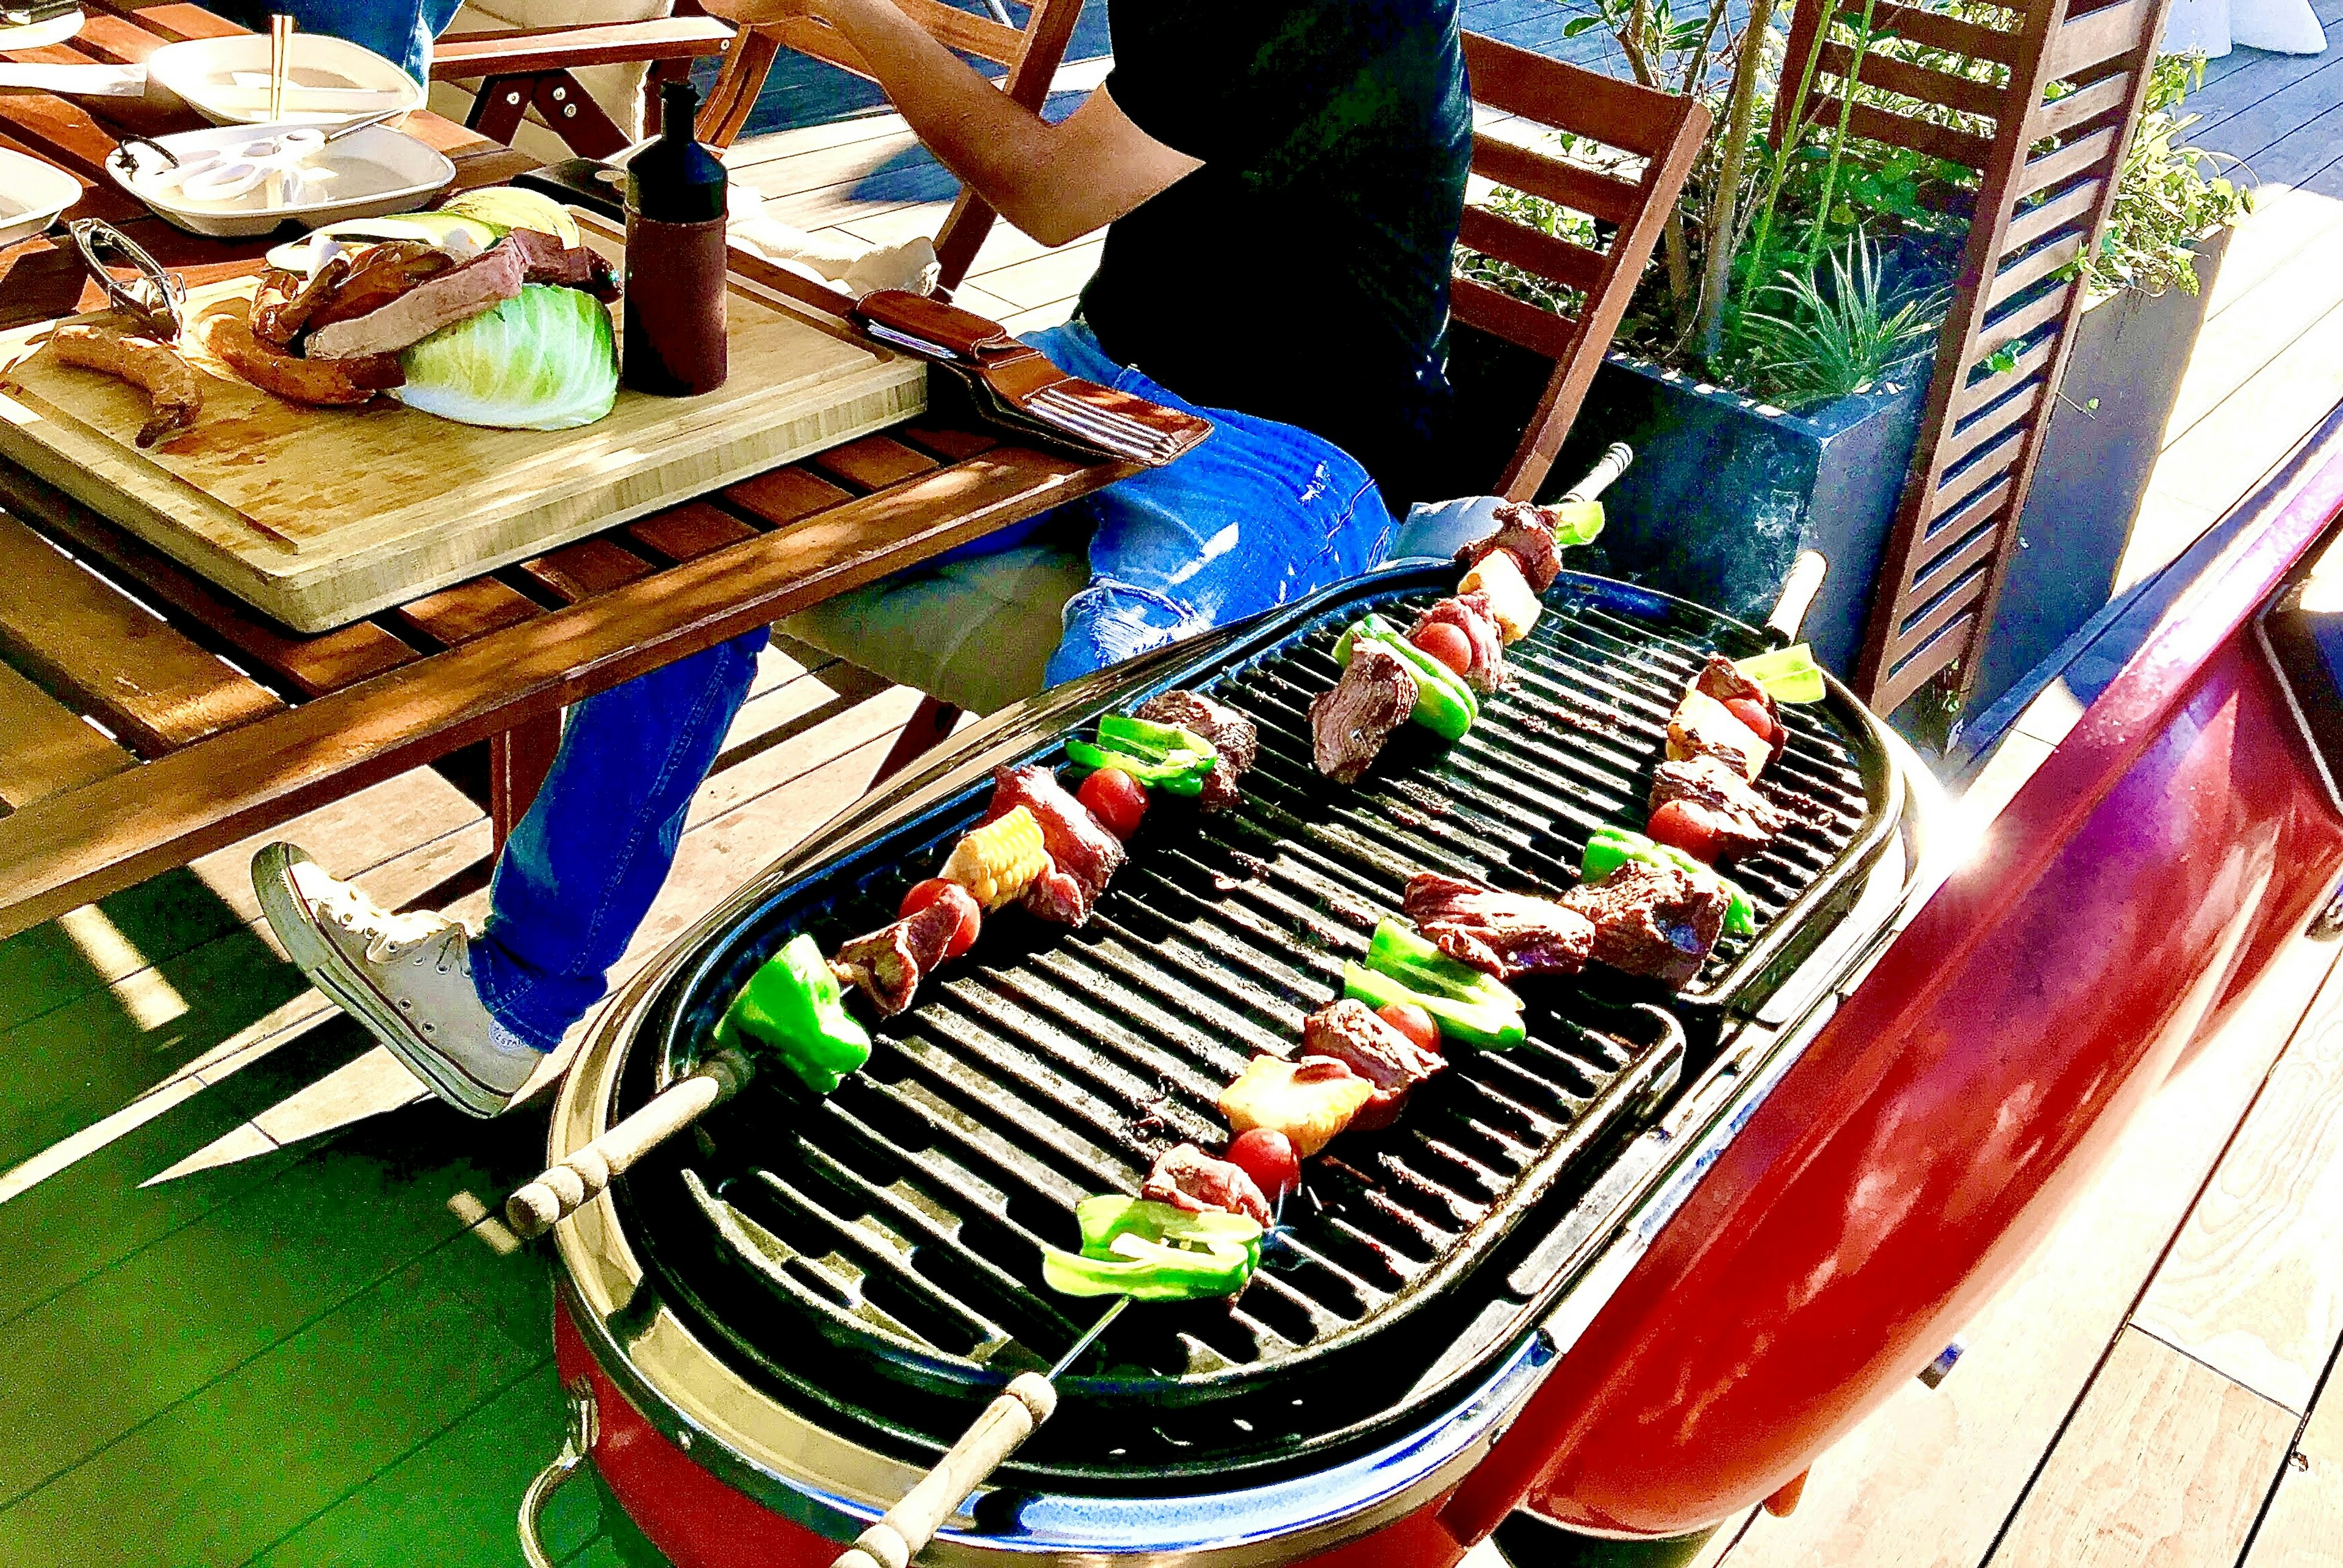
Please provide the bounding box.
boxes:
[432,16,733,77]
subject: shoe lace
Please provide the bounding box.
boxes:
[316,882,464,963]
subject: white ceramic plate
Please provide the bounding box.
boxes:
[105,123,455,239]
[145,34,423,127]
[0,144,80,247]
[0,7,83,50]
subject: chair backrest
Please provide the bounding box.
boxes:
[1453,32,1710,500]
[695,0,1088,289]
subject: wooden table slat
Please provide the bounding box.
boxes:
[809,434,944,492]
[89,2,242,42]
[0,512,284,753]
[0,467,419,698]
[0,659,133,810]
[0,443,1105,934]
[901,425,1000,462]
[724,466,858,527]
[516,537,658,604]
[626,501,761,563]
[392,577,544,647]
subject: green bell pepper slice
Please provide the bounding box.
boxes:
[1546,498,1605,547]
[1344,960,1526,1050]
[713,932,873,1094]
[1064,738,1209,796]
[1065,713,1217,796]
[1040,1196,1262,1301]
[1732,643,1825,703]
[1583,827,1757,937]
[1333,614,1477,741]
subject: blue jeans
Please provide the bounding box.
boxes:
[214,0,462,85]
[472,322,1397,1048]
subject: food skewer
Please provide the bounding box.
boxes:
[829,1295,1134,1568]
[268,13,292,123]
[504,1049,750,1238]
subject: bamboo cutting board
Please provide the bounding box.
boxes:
[0,219,925,631]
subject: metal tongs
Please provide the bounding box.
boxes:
[66,218,185,342]
[860,315,1190,466]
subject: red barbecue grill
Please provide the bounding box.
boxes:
[522,406,2343,1567]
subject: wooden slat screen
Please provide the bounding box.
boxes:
[1769,0,2179,713]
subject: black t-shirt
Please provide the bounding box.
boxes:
[1084,0,1472,507]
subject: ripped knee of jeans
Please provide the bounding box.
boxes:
[1056,581,1209,671]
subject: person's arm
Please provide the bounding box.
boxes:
[702,0,1198,246]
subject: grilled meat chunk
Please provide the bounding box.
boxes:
[47,325,201,447]
[506,228,621,299]
[304,238,529,360]
[250,257,353,347]
[1561,861,1729,990]
[1136,689,1259,810]
[1667,689,1770,782]
[1142,1143,1273,1226]
[1456,503,1563,593]
[1219,1054,1374,1157]
[1402,872,1595,979]
[1311,644,1417,784]
[831,897,965,1016]
[1409,593,1505,694]
[1650,755,1787,861]
[1300,999,1445,1131]
[984,764,1125,923]
[299,240,459,337]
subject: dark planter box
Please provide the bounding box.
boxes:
[1544,355,1927,676]
[1964,224,2233,715]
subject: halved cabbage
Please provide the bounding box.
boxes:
[395,284,618,431]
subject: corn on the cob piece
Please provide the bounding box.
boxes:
[1458,548,1542,644]
[941,805,1048,908]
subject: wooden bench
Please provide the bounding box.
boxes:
[0,5,1126,940]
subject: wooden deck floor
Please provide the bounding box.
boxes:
[8,25,2343,1568]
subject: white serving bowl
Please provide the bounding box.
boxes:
[0,144,80,247]
[105,123,455,239]
[145,33,423,128]
[0,7,84,50]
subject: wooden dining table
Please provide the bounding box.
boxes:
[0,2,1127,941]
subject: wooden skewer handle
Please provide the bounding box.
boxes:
[1767,550,1829,644]
[831,1373,1058,1568]
[1563,441,1634,503]
[505,1050,752,1239]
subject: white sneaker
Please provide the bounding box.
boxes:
[251,843,543,1118]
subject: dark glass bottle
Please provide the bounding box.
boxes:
[622,81,729,397]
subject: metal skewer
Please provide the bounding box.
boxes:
[830,1295,1131,1568]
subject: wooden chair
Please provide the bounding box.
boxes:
[432,13,738,159]
[691,0,1089,289]
[1450,32,1711,501]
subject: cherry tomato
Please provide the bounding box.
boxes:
[1076,766,1150,840]
[1409,621,1474,677]
[1724,696,1777,746]
[1225,1127,1301,1209]
[1647,799,1726,864]
[900,878,982,960]
[1376,1001,1442,1055]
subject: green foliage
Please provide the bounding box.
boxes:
[2067,52,2252,298]
[1737,231,1945,408]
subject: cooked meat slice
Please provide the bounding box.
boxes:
[1311,644,1417,784]
[504,227,621,299]
[1667,689,1770,781]
[1136,689,1260,810]
[1692,654,1785,764]
[1020,857,1094,926]
[832,898,963,1016]
[1402,872,1595,979]
[201,311,403,407]
[1408,592,1506,694]
[48,325,201,448]
[1561,861,1729,990]
[1300,999,1445,1131]
[1650,755,1787,860]
[985,764,1125,902]
[1142,1143,1273,1226]
[298,241,459,337]
[250,257,351,347]
[304,238,529,360]
[1455,505,1563,593]
[1218,1054,1375,1157]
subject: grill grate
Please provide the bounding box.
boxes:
[611,567,1898,1489]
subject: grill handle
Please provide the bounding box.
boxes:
[832,1372,1059,1568]
[1766,550,1827,647]
[1562,441,1633,504]
[505,1051,753,1239]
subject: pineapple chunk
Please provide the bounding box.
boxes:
[1458,548,1542,644]
[1218,1054,1375,1157]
